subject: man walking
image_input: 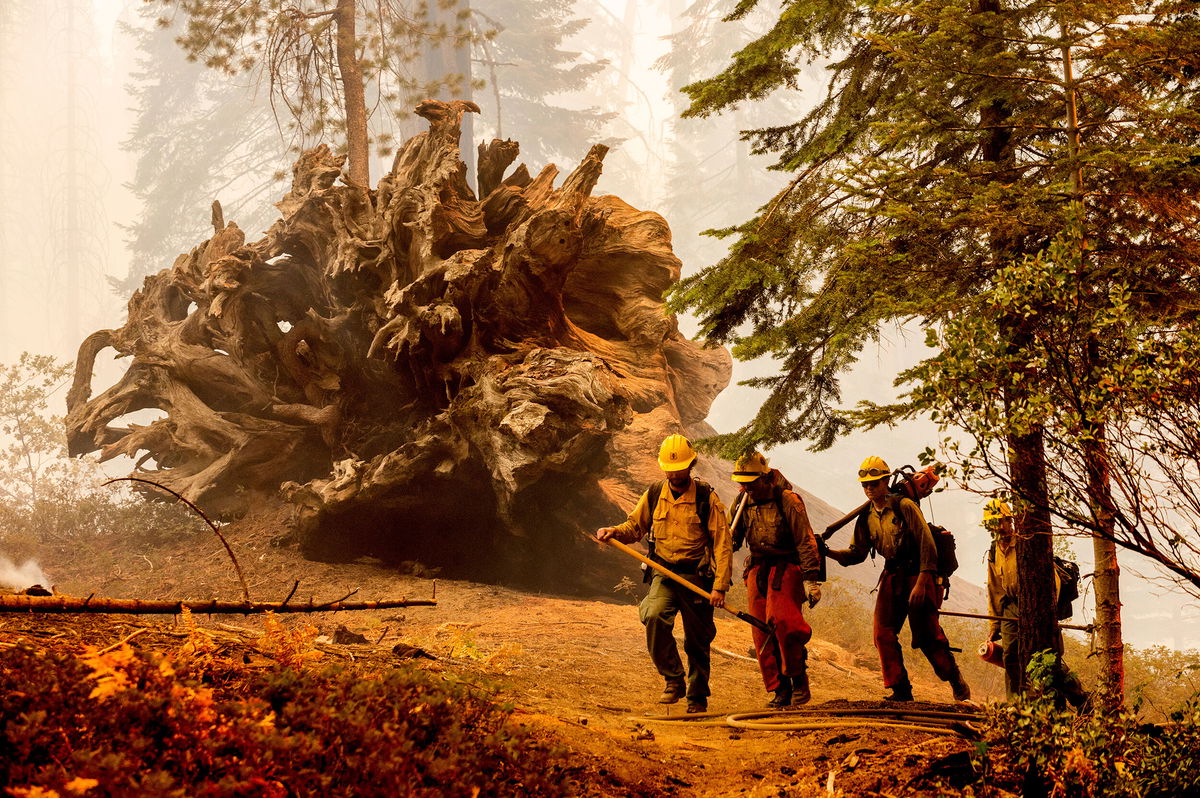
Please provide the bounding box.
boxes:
[826,456,971,702]
[595,434,733,713]
[985,499,1088,707]
[730,452,822,708]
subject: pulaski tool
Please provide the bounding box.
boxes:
[604,538,773,634]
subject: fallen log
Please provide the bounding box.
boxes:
[0,594,435,615]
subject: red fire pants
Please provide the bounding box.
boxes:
[746,561,811,692]
[874,569,957,688]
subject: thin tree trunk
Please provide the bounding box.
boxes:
[1061,25,1124,707]
[456,0,474,189]
[1082,371,1125,706]
[335,0,369,187]
[423,0,474,190]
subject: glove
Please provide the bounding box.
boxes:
[803,581,822,608]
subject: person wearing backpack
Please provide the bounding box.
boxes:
[825,456,972,703]
[984,499,1088,708]
[729,452,823,709]
[594,434,733,714]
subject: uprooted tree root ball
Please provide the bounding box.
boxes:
[65,100,731,590]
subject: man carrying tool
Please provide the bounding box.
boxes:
[594,434,733,714]
[825,456,972,703]
[730,452,822,708]
[984,499,1088,707]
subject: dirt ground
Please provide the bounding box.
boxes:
[10,504,987,797]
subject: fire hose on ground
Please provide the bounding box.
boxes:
[635,704,984,738]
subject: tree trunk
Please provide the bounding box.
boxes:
[1010,423,1060,689]
[424,0,474,189]
[978,0,1059,692]
[1061,23,1124,707]
[1084,383,1125,707]
[335,0,369,187]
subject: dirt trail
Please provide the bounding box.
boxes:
[20,509,981,796]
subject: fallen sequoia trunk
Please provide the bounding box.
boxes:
[0,595,436,615]
[66,100,731,591]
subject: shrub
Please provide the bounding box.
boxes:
[976,651,1200,797]
[0,632,575,797]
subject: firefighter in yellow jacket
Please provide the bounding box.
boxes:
[595,435,733,714]
[985,499,1087,707]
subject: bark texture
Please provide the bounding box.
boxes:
[66,101,731,589]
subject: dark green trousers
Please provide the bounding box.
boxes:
[638,571,716,700]
[998,600,1022,699]
[999,599,1087,706]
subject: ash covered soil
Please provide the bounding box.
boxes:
[11,502,988,797]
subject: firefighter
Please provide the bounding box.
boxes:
[985,499,1088,707]
[594,435,733,714]
[826,456,971,702]
[730,451,822,708]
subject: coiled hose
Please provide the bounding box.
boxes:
[637,705,983,738]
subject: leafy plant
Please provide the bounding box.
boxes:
[0,631,586,796]
[977,650,1200,796]
[0,354,203,566]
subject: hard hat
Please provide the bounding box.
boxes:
[983,498,1013,521]
[857,455,891,483]
[732,451,770,483]
[658,434,697,472]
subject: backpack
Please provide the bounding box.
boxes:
[1053,556,1080,620]
[928,522,959,581]
[987,544,1079,620]
[887,465,956,579]
[730,488,789,552]
[642,479,715,582]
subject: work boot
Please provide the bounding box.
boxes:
[949,670,972,702]
[658,677,686,704]
[686,699,708,714]
[767,675,792,709]
[884,683,914,702]
[791,670,812,707]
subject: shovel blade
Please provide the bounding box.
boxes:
[736,610,774,635]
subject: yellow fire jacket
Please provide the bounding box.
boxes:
[987,534,1060,638]
[731,469,822,580]
[828,496,938,574]
[610,479,733,593]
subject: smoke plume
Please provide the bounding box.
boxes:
[0,555,51,591]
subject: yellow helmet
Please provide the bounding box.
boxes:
[983,498,1013,521]
[658,434,697,472]
[732,451,770,483]
[857,455,891,483]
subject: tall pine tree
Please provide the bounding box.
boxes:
[674,0,1200,703]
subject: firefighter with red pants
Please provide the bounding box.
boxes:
[730,452,822,708]
[826,456,971,703]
